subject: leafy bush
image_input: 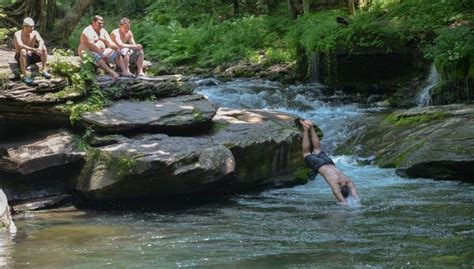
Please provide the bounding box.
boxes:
[0,8,16,43]
[425,26,474,80]
[134,14,291,68]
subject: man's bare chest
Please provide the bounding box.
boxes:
[21,33,36,45]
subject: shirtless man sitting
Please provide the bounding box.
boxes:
[110,17,146,77]
[300,119,359,204]
[78,15,132,79]
[13,17,51,85]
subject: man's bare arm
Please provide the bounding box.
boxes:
[329,181,346,203]
[103,30,118,50]
[34,31,46,52]
[347,181,359,199]
[82,32,103,53]
[111,30,126,48]
[129,32,142,50]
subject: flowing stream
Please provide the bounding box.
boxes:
[1,79,473,268]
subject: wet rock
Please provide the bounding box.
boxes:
[0,77,74,104]
[0,162,82,202]
[76,108,304,200]
[337,104,474,181]
[97,75,195,99]
[81,94,217,133]
[194,78,220,87]
[211,108,304,188]
[76,135,236,200]
[89,134,126,147]
[224,63,260,77]
[0,130,85,175]
[11,194,72,213]
[213,65,225,75]
[0,189,16,233]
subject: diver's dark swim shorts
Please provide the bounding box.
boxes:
[305,151,335,172]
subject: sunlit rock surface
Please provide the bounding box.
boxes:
[82,94,217,133]
[77,108,304,200]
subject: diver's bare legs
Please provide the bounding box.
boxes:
[301,120,312,157]
[303,119,321,154]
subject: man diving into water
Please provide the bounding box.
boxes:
[300,119,359,204]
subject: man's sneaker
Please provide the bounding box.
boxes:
[42,71,51,79]
[22,76,34,85]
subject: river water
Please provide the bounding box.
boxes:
[1,79,473,268]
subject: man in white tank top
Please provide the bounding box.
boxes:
[110,17,146,77]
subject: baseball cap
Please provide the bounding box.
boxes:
[23,17,35,27]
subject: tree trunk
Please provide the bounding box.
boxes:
[287,0,300,18]
[303,0,311,14]
[232,0,239,16]
[345,0,355,15]
[53,0,95,45]
[46,0,56,30]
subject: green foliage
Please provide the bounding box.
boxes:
[0,8,16,42]
[425,26,474,81]
[290,0,473,54]
[74,127,95,151]
[51,49,80,83]
[192,108,206,123]
[53,54,107,125]
[106,155,138,178]
[134,9,292,68]
[293,167,312,184]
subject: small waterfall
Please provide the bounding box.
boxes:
[310,52,319,83]
[417,65,439,107]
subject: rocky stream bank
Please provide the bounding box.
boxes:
[0,48,306,216]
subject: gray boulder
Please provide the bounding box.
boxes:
[77,108,305,200]
[0,130,85,201]
[81,94,217,133]
[0,130,85,175]
[337,104,474,181]
[97,75,195,99]
[0,189,16,233]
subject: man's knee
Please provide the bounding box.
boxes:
[20,49,28,57]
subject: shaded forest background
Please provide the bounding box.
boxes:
[0,0,473,95]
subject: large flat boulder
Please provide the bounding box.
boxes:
[77,134,236,199]
[97,75,195,99]
[336,104,474,181]
[76,108,305,200]
[81,94,217,133]
[0,130,85,201]
[0,130,85,175]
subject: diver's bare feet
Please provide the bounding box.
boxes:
[300,120,310,130]
[304,119,314,127]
